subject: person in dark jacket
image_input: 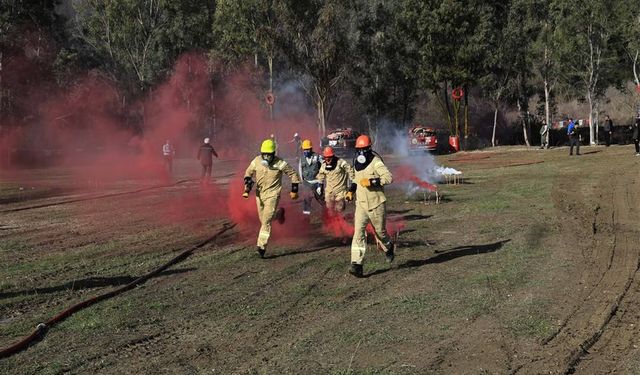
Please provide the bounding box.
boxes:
[197,137,219,183]
[633,116,640,156]
[298,139,322,215]
[603,115,614,147]
[567,118,580,156]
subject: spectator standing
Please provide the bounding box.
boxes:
[603,115,614,147]
[162,140,175,173]
[288,133,302,158]
[197,137,219,183]
[567,118,580,156]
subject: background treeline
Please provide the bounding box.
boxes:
[1,0,639,148]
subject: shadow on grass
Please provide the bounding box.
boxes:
[365,239,510,277]
[581,149,602,155]
[402,214,432,222]
[264,238,345,259]
[0,268,196,299]
[388,209,412,215]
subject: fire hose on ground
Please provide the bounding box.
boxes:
[0,222,235,359]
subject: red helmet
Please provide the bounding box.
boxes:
[355,135,372,149]
[323,146,335,158]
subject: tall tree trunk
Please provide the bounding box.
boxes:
[634,51,639,87]
[587,91,595,145]
[268,56,274,121]
[492,106,498,147]
[434,87,452,134]
[463,88,469,150]
[544,78,551,147]
[443,82,454,134]
[453,99,460,138]
[593,100,600,144]
[517,99,530,147]
[317,97,326,139]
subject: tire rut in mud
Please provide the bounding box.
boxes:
[516,164,640,374]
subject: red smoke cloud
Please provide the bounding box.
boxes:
[321,209,354,239]
[0,40,349,248]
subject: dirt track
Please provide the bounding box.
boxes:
[1,147,640,374]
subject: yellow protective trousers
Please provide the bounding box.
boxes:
[351,201,391,264]
[256,195,280,248]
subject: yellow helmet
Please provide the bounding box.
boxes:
[301,139,312,150]
[260,139,276,153]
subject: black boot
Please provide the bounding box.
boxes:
[257,246,266,258]
[349,263,363,278]
[385,243,395,263]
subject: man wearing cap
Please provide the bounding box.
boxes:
[298,139,322,215]
[197,137,218,183]
[349,135,395,277]
[243,139,301,258]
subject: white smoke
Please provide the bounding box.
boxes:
[373,122,460,185]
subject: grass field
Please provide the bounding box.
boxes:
[1,145,640,374]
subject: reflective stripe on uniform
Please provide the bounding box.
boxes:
[259,230,270,239]
[351,245,366,252]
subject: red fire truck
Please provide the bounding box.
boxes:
[409,125,437,154]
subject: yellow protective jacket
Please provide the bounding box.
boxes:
[354,156,393,210]
[244,156,300,199]
[316,158,354,200]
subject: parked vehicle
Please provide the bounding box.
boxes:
[409,125,438,154]
[320,128,361,158]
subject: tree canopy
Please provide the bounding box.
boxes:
[1,0,639,145]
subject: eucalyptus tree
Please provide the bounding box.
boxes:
[529,0,563,147]
[0,0,66,133]
[347,0,419,128]
[617,0,640,107]
[72,0,214,94]
[273,0,353,137]
[477,0,514,147]
[212,0,278,79]
[552,0,618,144]
[402,0,495,147]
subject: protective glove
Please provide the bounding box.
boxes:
[243,177,254,198]
[315,184,323,196]
[290,192,299,200]
[345,191,354,201]
[359,178,381,187]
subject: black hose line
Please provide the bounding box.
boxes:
[0,222,235,359]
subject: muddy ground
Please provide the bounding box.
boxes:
[1,145,639,375]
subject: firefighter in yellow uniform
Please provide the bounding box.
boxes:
[349,135,394,277]
[243,139,301,258]
[315,146,355,213]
